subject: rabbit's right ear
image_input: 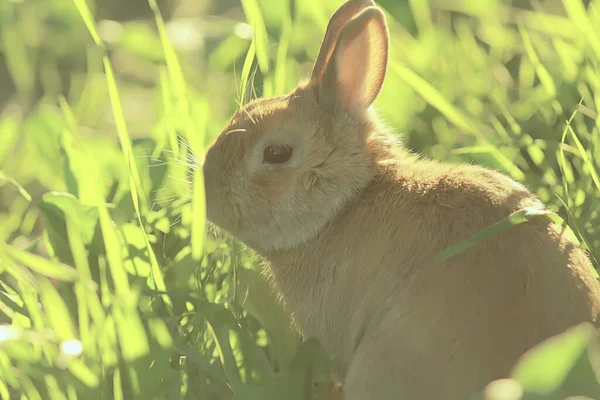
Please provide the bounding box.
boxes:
[312,5,389,115]
[311,0,376,83]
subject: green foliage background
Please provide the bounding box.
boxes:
[1,0,600,399]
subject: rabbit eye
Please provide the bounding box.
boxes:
[263,145,293,164]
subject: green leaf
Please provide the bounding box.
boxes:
[40,192,99,245]
[511,322,600,398]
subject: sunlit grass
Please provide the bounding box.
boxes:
[0,0,599,399]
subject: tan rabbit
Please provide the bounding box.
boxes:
[202,0,600,398]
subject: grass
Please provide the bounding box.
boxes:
[0,0,600,399]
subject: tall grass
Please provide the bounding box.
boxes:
[0,0,599,399]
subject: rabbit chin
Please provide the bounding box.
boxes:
[206,192,353,254]
[208,213,328,255]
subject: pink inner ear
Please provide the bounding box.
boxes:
[337,32,370,110]
[334,20,386,112]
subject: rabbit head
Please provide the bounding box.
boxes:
[203,0,399,252]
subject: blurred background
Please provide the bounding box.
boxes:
[1,0,600,399]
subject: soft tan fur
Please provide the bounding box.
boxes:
[202,1,600,398]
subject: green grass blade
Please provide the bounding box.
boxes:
[555,195,599,274]
[240,0,271,96]
[518,23,556,98]
[39,279,77,340]
[450,146,526,181]
[566,124,600,192]
[205,305,244,393]
[240,39,256,105]
[0,170,31,202]
[64,213,105,350]
[148,0,206,264]
[274,15,292,95]
[148,0,186,98]
[70,0,103,47]
[2,244,77,281]
[435,207,555,264]
[103,59,172,311]
[0,5,35,104]
[391,62,481,139]
[113,302,150,362]
[191,164,206,263]
[67,360,99,388]
[103,58,148,213]
[408,0,432,33]
[97,207,131,296]
[562,0,600,60]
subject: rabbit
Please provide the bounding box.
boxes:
[202,0,600,398]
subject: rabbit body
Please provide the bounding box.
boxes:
[203,1,600,398]
[264,153,600,399]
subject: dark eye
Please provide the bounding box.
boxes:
[263,145,293,164]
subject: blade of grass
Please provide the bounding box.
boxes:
[0,4,35,105]
[104,45,172,311]
[0,170,32,202]
[390,62,482,139]
[408,0,432,33]
[435,207,557,264]
[38,279,77,341]
[64,214,105,356]
[565,124,600,192]
[0,290,27,317]
[240,0,272,97]
[67,359,100,389]
[97,207,131,296]
[125,156,173,314]
[205,316,244,394]
[556,195,599,274]
[518,23,556,98]
[391,63,525,181]
[2,244,77,281]
[449,146,526,181]
[274,14,292,95]
[558,103,582,208]
[240,39,256,106]
[562,0,600,60]
[113,301,150,362]
[190,100,209,262]
[148,0,206,263]
[71,0,103,47]
[103,59,149,212]
[147,0,186,98]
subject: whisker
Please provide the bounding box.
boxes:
[167,175,194,185]
[169,130,201,159]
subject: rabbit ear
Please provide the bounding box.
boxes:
[317,7,389,113]
[311,0,376,83]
